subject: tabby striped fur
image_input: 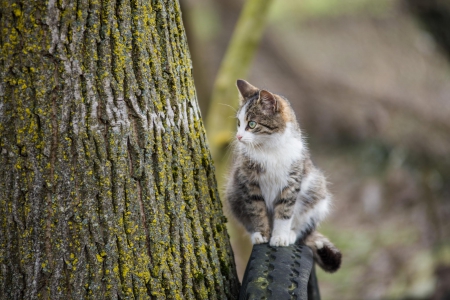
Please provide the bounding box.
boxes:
[225,80,341,272]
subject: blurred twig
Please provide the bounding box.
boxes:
[204,0,275,280]
[206,0,274,163]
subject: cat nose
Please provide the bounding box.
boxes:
[236,134,243,141]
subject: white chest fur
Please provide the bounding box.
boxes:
[241,123,304,210]
[259,162,289,210]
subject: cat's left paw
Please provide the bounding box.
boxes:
[270,234,291,247]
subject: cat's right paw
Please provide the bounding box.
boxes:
[269,234,291,247]
[251,232,269,244]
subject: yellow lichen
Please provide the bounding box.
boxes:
[96,254,103,263]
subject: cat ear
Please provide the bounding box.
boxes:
[236,79,259,103]
[258,90,278,113]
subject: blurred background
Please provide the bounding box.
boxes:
[180,0,450,299]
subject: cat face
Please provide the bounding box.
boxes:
[235,80,295,148]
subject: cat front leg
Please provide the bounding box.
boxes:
[270,183,299,246]
[293,167,330,241]
[270,218,293,246]
[227,169,271,244]
[247,199,271,244]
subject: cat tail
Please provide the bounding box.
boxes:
[304,231,342,273]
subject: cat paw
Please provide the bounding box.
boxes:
[270,234,291,247]
[251,232,268,244]
[289,230,297,244]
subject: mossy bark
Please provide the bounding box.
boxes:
[0,0,239,299]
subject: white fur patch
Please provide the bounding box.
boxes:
[239,122,304,210]
[289,230,297,244]
[315,240,324,249]
[236,102,250,141]
[291,196,331,236]
[251,232,268,244]
[300,169,317,194]
[270,219,293,246]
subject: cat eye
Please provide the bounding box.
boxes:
[237,119,240,127]
[248,121,257,129]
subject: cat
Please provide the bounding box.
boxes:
[225,79,342,272]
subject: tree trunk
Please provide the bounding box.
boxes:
[0,0,239,299]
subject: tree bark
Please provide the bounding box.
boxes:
[0,0,239,299]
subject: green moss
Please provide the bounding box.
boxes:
[0,0,238,298]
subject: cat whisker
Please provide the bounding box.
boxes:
[218,103,237,113]
[224,139,239,158]
[226,140,238,152]
[247,141,255,150]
